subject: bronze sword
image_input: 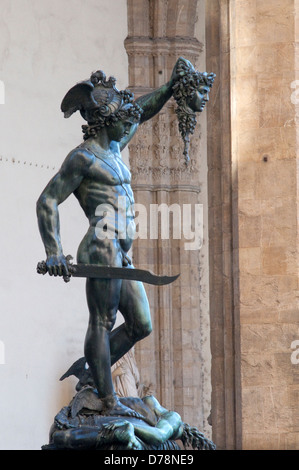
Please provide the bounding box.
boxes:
[37,256,179,286]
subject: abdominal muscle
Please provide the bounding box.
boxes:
[76,217,136,267]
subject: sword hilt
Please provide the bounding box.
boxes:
[36,255,73,283]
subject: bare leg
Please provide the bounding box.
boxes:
[84,277,122,400]
[53,426,101,449]
[84,277,146,416]
[109,276,152,366]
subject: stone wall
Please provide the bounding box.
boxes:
[126,0,212,434]
[0,0,129,450]
[206,0,299,450]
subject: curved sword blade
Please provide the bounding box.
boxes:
[37,259,180,286]
[70,264,180,286]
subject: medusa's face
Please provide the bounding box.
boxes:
[187,85,211,112]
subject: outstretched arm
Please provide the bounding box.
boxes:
[119,58,184,150]
[136,55,188,124]
[36,149,91,276]
[118,82,173,151]
[136,81,174,124]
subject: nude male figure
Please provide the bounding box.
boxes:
[36,59,213,413]
[36,65,179,412]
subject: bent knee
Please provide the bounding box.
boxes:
[128,319,152,342]
[139,320,152,339]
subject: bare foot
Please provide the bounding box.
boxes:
[101,394,145,421]
[101,421,142,450]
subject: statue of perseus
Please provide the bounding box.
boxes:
[36,57,216,450]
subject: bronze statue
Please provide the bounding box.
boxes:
[172,59,216,163]
[37,57,215,450]
[45,393,215,450]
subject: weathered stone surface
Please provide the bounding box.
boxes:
[207,0,299,450]
[126,0,211,437]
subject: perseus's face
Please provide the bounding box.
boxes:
[106,102,138,143]
[187,85,211,113]
[107,119,134,142]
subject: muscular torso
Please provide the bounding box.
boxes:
[73,144,136,261]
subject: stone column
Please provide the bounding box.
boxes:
[125,0,211,432]
[206,0,299,450]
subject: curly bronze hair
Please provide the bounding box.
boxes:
[172,58,216,163]
[81,100,142,140]
[61,69,143,140]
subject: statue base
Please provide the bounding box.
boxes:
[42,386,215,451]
